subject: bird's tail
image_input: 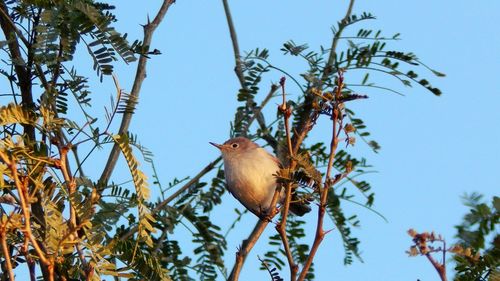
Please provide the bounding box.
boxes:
[289,201,312,216]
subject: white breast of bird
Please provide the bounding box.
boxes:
[223,147,280,215]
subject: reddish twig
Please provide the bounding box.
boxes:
[298,71,345,281]
[0,222,15,280]
[228,167,285,281]
[0,151,51,268]
[408,230,448,281]
[228,219,270,281]
[276,77,298,280]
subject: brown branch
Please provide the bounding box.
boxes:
[222,0,247,89]
[0,0,35,141]
[276,183,297,281]
[99,0,175,186]
[425,252,447,281]
[297,72,344,281]
[229,176,283,281]
[0,151,50,267]
[291,0,355,155]
[152,157,222,213]
[0,225,15,281]
[118,157,222,241]
[59,146,77,228]
[228,219,270,281]
[58,145,92,279]
[276,77,298,280]
[323,0,355,81]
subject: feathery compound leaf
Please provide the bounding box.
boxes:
[179,204,226,279]
[113,239,172,280]
[117,91,139,114]
[293,152,323,185]
[111,134,156,247]
[0,103,38,126]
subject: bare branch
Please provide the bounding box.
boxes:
[298,70,345,281]
[222,0,247,89]
[228,170,284,280]
[0,0,35,140]
[0,225,15,280]
[276,77,298,281]
[99,0,175,186]
[228,219,270,281]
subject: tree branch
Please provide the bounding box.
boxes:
[276,77,298,281]
[323,0,355,80]
[425,252,447,281]
[221,0,246,89]
[99,0,175,186]
[0,226,15,281]
[228,169,284,281]
[291,0,355,155]
[0,0,35,141]
[228,219,270,281]
[297,71,345,281]
[153,157,222,213]
[0,151,50,268]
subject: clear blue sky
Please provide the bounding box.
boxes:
[88,1,499,280]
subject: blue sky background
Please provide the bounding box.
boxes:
[51,1,498,280]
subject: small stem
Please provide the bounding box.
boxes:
[119,157,222,242]
[323,0,355,81]
[0,228,15,280]
[280,77,294,158]
[277,77,298,280]
[0,151,50,266]
[59,146,77,230]
[228,184,282,281]
[153,157,222,213]
[276,182,298,281]
[228,219,270,281]
[99,0,174,186]
[221,0,247,90]
[298,71,344,281]
[425,253,447,281]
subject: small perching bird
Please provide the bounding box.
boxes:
[210,137,310,217]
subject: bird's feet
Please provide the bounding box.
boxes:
[257,206,280,222]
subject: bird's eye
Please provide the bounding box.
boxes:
[231,143,239,148]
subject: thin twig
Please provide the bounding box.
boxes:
[228,177,283,281]
[297,71,345,281]
[0,151,50,267]
[276,77,298,281]
[99,0,175,186]
[221,2,288,279]
[324,0,355,80]
[222,0,246,89]
[0,227,15,280]
[246,84,279,130]
[119,157,222,241]
[153,157,222,213]
[291,0,355,156]
[59,146,77,225]
[425,252,447,281]
[0,0,35,141]
[228,219,270,281]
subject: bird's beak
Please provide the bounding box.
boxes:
[209,142,223,150]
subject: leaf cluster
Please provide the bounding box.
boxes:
[454,194,499,281]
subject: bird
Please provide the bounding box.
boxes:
[210,137,311,217]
